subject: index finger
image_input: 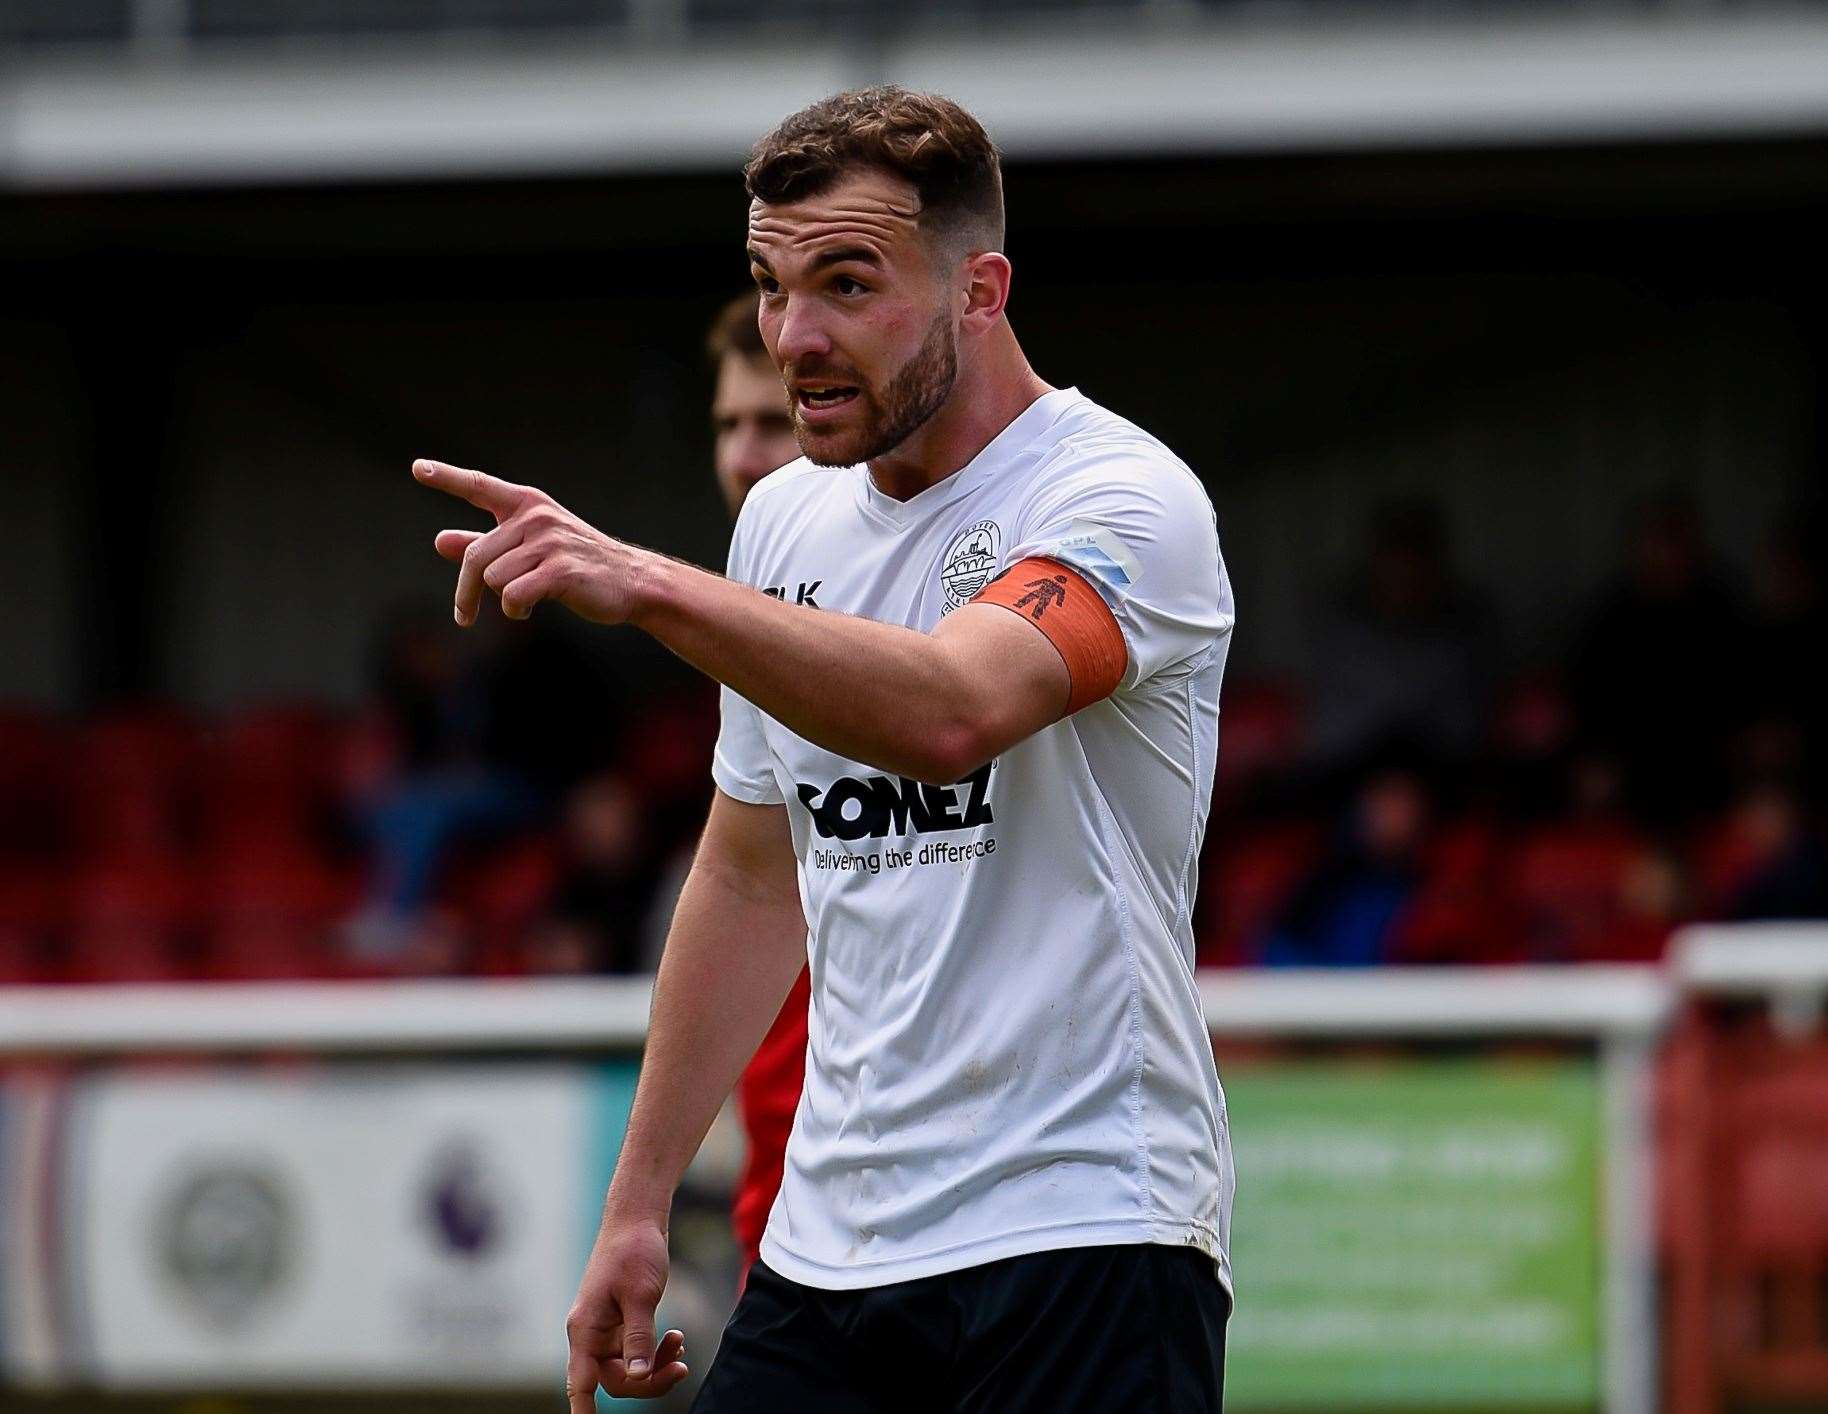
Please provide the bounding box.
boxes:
[566,1350,603,1414]
[412,458,526,519]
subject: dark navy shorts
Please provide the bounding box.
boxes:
[691,1242,1229,1413]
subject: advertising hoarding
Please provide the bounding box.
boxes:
[1223,1056,1603,1410]
[58,1062,636,1388]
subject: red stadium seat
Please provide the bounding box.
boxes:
[68,710,196,861]
[620,686,719,808]
[64,857,194,982]
[0,866,58,982]
[194,704,335,858]
[1213,681,1305,792]
[1390,818,1523,965]
[0,708,68,859]
[196,852,357,981]
[1504,823,1645,963]
[452,835,563,976]
[1196,822,1322,967]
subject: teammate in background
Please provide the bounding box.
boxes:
[703,291,813,1281]
[706,292,801,519]
[415,86,1235,1411]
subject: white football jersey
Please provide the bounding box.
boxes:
[713,387,1235,1294]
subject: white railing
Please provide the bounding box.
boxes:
[0,964,1671,1055]
[0,976,654,1055]
[1674,922,1828,1035]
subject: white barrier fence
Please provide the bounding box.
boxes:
[0,930,1823,1411]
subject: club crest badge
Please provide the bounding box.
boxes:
[940,520,1002,612]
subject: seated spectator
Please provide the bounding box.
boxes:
[1698,779,1828,922]
[1388,815,1522,966]
[340,606,542,966]
[1262,767,1432,968]
[1571,494,1748,825]
[1196,817,1324,968]
[1606,844,1687,963]
[522,771,657,975]
[1743,510,1827,810]
[1505,753,1680,962]
[1309,499,1491,774]
[1487,671,1578,823]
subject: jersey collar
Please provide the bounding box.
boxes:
[852,387,1082,529]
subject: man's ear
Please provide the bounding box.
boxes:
[959,251,1013,334]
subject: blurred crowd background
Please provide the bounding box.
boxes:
[3,75,1824,982]
[4,476,1823,985]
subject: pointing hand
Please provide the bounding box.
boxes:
[413,458,646,627]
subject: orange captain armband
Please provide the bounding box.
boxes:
[971,557,1127,715]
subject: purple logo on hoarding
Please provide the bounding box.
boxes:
[422,1139,506,1261]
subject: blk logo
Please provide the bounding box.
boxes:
[796,763,993,841]
[763,580,822,608]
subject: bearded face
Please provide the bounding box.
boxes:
[747,169,979,472]
[787,310,958,468]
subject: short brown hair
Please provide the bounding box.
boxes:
[745,86,1004,257]
[705,290,767,367]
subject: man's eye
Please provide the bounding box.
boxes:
[755,275,781,295]
[833,276,867,296]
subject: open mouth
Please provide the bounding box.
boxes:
[795,386,859,412]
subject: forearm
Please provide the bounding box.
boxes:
[631,556,987,783]
[605,841,807,1220]
[411,463,1064,780]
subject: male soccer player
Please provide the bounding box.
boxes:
[704,290,814,1280]
[415,86,1236,1411]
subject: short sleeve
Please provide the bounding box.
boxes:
[710,505,786,804]
[1006,451,1233,693]
[713,686,785,804]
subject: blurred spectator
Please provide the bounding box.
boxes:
[1571,493,1748,824]
[483,613,631,794]
[1741,510,1828,807]
[1197,817,1324,968]
[1388,815,1519,967]
[1606,844,1687,963]
[1309,499,1491,773]
[341,606,543,966]
[1486,670,1579,823]
[523,771,656,974]
[1504,751,1678,963]
[1698,780,1828,922]
[1262,766,1432,968]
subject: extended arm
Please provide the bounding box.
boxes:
[566,790,806,1407]
[415,459,1072,785]
[633,560,1061,784]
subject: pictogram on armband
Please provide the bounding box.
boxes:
[972,557,1127,715]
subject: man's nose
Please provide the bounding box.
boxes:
[774,296,832,365]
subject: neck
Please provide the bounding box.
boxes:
[867,322,1053,502]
